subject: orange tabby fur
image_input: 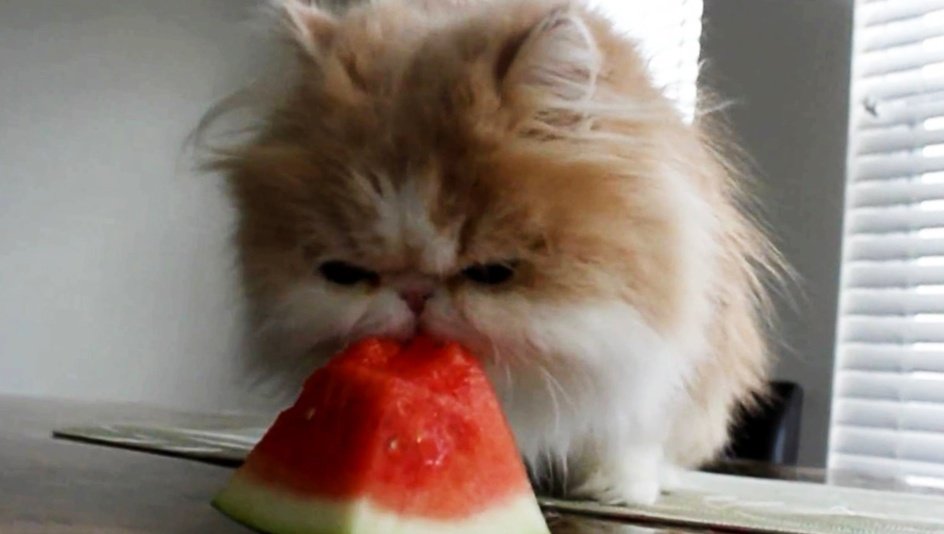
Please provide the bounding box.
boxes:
[204,0,780,504]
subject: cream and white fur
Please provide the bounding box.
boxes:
[204,0,779,505]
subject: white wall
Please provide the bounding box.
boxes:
[701,0,856,467]
[0,0,266,410]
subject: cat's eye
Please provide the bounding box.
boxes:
[318,261,379,286]
[461,263,516,286]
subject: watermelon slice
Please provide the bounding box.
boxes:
[213,336,550,534]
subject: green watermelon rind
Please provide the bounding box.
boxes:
[213,472,551,534]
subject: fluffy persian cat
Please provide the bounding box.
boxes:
[204,0,780,505]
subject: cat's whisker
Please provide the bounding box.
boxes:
[538,364,563,439]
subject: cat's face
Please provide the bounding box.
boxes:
[221,0,720,442]
[258,144,678,359]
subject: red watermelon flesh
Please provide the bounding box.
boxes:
[213,336,550,534]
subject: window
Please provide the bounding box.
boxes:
[830,0,944,487]
[585,0,704,120]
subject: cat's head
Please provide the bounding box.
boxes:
[213,0,726,406]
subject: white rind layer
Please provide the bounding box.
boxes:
[214,475,551,534]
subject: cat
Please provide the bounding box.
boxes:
[201,0,781,505]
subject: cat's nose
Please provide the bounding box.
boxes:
[399,290,432,315]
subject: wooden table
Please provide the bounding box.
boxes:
[1,395,695,533]
[2,395,254,533]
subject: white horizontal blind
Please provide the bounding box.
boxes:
[585,0,703,120]
[830,0,944,486]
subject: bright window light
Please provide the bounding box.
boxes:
[585,0,704,120]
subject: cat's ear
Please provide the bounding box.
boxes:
[501,8,601,108]
[276,0,338,58]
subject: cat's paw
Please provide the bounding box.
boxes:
[614,476,661,505]
[614,446,665,505]
[659,462,685,492]
[568,466,662,506]
[568,470,632,505]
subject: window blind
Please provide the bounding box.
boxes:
[585,0,703,120]
[830,0,944,486]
